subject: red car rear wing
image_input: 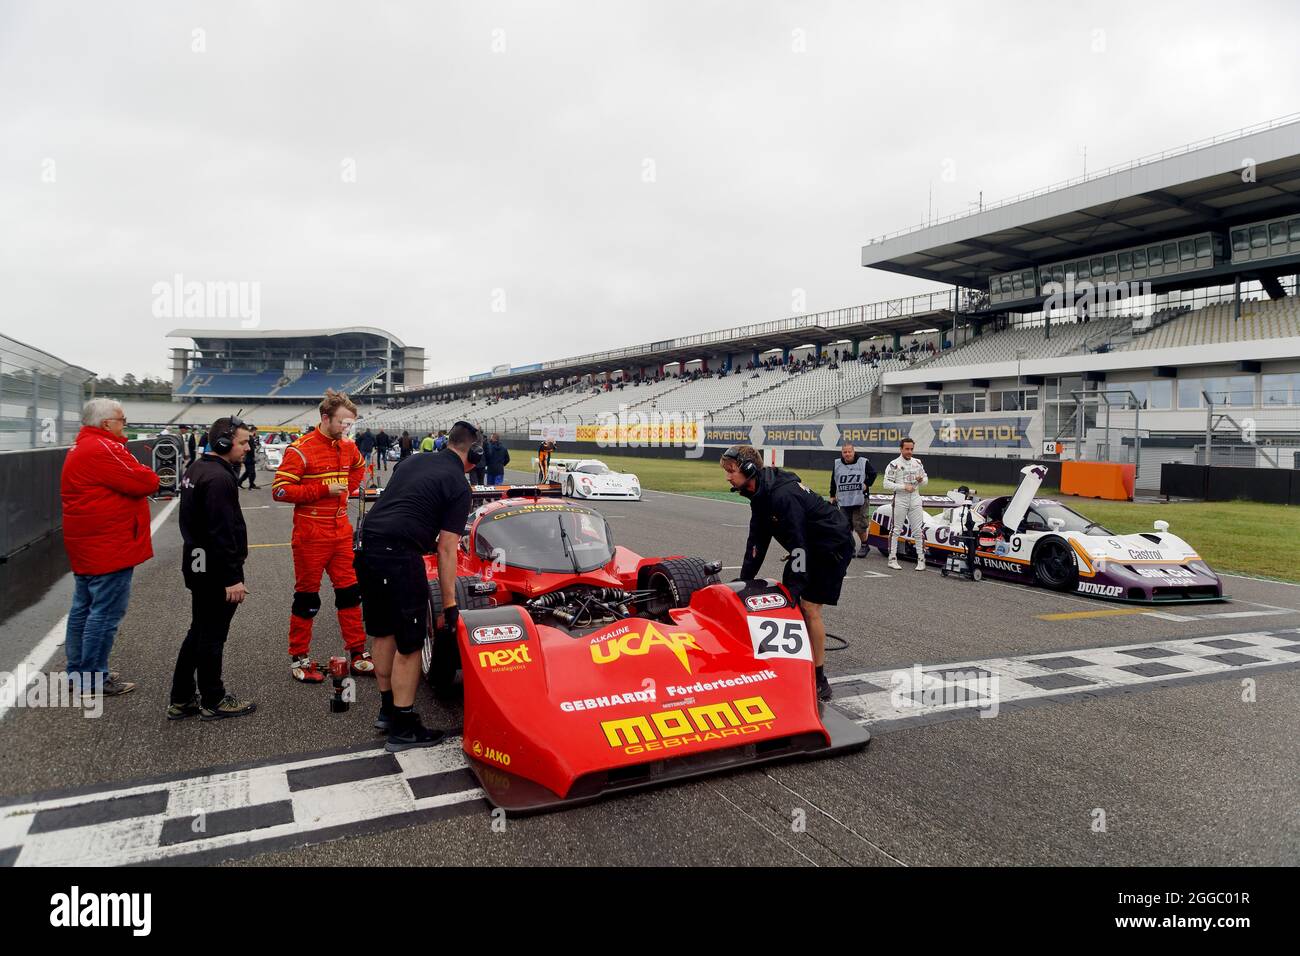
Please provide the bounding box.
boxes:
[471,482,564,505]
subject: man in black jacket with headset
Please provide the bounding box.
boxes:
[720,444,854,702]
[170,416,257,721]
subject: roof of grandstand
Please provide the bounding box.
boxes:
[168,327,406,347]
[862,113,1300,289]
[410,290,963,395]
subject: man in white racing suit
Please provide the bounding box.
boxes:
[883,437,928,571]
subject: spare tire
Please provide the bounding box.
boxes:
[423,574,495,690]
[639,557,720,620]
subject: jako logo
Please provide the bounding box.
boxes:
[744,594,787,611]
[50,886,151,936]
[472,624,523,645]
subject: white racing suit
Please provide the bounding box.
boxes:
[883,455,928,562]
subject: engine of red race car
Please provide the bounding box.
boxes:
[519,585,648,631]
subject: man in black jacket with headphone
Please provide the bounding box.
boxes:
[170,416,258,721]
[721,444,853,702]
[354,420,481,751]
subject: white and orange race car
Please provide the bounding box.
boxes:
[867,465,1225,604]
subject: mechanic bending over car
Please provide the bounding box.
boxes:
[354,420,479,752]
[721,445,854,702]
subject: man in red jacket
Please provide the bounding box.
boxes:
[272,389,372,682]
[60,399,161,696]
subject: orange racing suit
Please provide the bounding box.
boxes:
[272,428,366,658]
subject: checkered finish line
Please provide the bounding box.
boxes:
[830,629,1300,730]
[1,629,1296,866]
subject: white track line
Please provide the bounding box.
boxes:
[0,498,180,723]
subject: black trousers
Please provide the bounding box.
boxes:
[239,458,257,487]
[171,585,239,707]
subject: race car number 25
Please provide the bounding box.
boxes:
[747,616,812,662]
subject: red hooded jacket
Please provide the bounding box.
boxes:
[60,425,161,575]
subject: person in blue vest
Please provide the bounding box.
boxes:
[829,442,877,559]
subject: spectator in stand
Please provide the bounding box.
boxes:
[61,398,161,697]
[375,428,392,472]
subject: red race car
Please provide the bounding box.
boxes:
[417,484,870,813]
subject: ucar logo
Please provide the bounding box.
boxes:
[590,622,700,673]
[472,624,524,645]
[745,593,787,611]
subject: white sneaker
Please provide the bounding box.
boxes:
[887,557,901,570]
[915,557,926,570]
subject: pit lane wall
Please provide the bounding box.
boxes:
[0,439,154,561]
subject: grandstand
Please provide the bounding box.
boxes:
[357,115,1300,492]
[168,328,421,401]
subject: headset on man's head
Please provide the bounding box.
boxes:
[721,444,759,480]
[210,416,249,455]
[452,420,484,465]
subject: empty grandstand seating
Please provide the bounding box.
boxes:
[175,366,384,399]
[274,366,384,398]
[917,317,1130,369]
[1119,296,1300,351]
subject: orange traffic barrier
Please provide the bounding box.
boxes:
[1060,461,1135,501]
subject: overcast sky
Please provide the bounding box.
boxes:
[3,0,1299,381]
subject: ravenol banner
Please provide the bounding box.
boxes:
[759,424,826,447]
[835,421,914,447]
[703,425,755,446]
[929,416,1032,449]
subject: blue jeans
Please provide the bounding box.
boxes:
[487,472,505,485]
[65,567,135,681]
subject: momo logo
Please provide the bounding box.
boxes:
[472,624,524,645]
[470,740,511,766]
[745,593,787,611]
[600,695,776,754]
[589,622,700,673]
[477,645,531,671]
[1078,581,1124,597]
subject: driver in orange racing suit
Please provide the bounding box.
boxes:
[272,389,374,682]
[537,439,554,482]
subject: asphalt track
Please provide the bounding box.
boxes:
[1,465,1297,866]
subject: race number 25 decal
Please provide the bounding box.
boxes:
[747,616,812,662]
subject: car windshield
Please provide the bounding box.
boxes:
[475,505,615,573]
[575,463,610,475]
[1023,502,1111,535]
